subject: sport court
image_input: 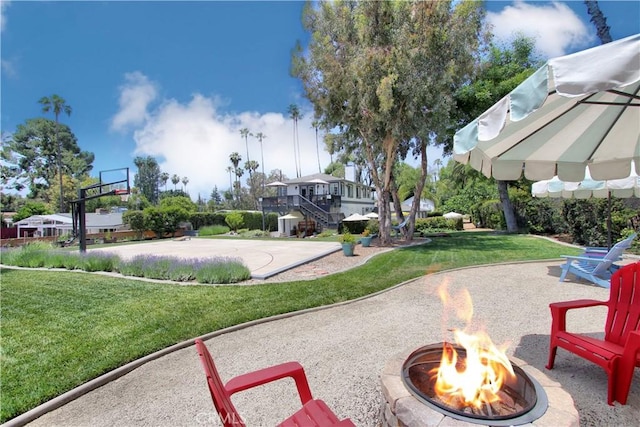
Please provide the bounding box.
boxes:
[88,238,342,279]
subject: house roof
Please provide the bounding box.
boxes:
[285,173,373,187]
[399,196,435,212]
[15,213,124,228]
[285,173,343,184]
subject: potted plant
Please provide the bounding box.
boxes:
[360,228,373,247]
[339,230,357,256]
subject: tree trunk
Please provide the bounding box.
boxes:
[378,189,392,246]
[390,179,405,238]
[405,139,430,241]
[497,180,518,232]
[362,131,398,246]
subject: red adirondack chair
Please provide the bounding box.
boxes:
[194,339,355,426]
[546,261,640,405]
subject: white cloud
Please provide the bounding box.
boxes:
[1,1,10,33]
[487,1,593,58]
[129,90,333,200]
[110,71,158,132]
[1,58,16,78]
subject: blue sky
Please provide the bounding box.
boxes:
[2,1,639,201]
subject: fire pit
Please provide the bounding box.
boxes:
[380,347,579,427]
[401,343,547,426]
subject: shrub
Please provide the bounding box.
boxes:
[365,219,379,235]
[342,221,366,234]
[2,246,250,285]
[198,225,230,236]
[1,242,52,268]
[81,252,118,272]
[239,211,263,230]
[339,230,356,244]
[225,212,244,231]
[116,255,147,277]
[415,217,462,233]
[239,229,269,238]
[123,210,146,239]
[144,207,167,238]
[43,251,73,269]
[195,257,251,284]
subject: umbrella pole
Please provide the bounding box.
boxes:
[607,190,612,250]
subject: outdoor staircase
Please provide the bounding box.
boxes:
[296,196,341,231]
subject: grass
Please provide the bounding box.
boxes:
[0,232,581,422]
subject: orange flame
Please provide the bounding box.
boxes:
[434,282,515,408]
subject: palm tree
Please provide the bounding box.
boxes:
[288,104,302,178]
[181,176,189,192]
[171,174,180,190]
[254,132,267,193]
[159,172,170,191]
[225,166,234,192]
[585,1,612,44]
[39,94,72,213]
[312,119,322,173]
[240,128,252,177]
[229,152,242,199]
[433,158,443,182]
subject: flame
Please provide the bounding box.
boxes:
[434,282,515,409]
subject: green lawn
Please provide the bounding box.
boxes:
[0,232,581,422]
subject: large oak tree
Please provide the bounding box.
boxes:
[292,0,485,244]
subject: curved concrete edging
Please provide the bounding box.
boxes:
[250,246,342,279]
[2,236,578,427]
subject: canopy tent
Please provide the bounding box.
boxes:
[453,34,640,182]
[443,212,463,219]
[343,213,370,222]
[277,212,303,236]
[364,212,379,219]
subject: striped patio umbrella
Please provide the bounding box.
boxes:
[453,34,640,182]
[532,166,640,248]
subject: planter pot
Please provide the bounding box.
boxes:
[341,242,356,256]
[360,236,373,247]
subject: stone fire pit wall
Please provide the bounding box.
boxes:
[380,349,579,427]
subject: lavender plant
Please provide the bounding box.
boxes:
[2,245,250,284]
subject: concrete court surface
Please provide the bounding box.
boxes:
[87,238,342,279]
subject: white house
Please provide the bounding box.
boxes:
[262,172,376,235]
[399,196,435,218]
[14,212,125,238]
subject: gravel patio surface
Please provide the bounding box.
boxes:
[21,259,639,427]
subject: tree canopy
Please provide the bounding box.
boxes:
[1,118,94,199]
[133,156,161,205]
[293,0,486,244]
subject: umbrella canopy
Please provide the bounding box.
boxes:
[453,34,640,182]
[443,212,463,219]
[532,169,640,199]
[278,214,299,220]
[364,212,379,219]
[266,181,287,187]
[532,166,639,249]
[343,213,370,222]
[307,178,330,185]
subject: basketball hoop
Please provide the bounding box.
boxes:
[114,189,129,202]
